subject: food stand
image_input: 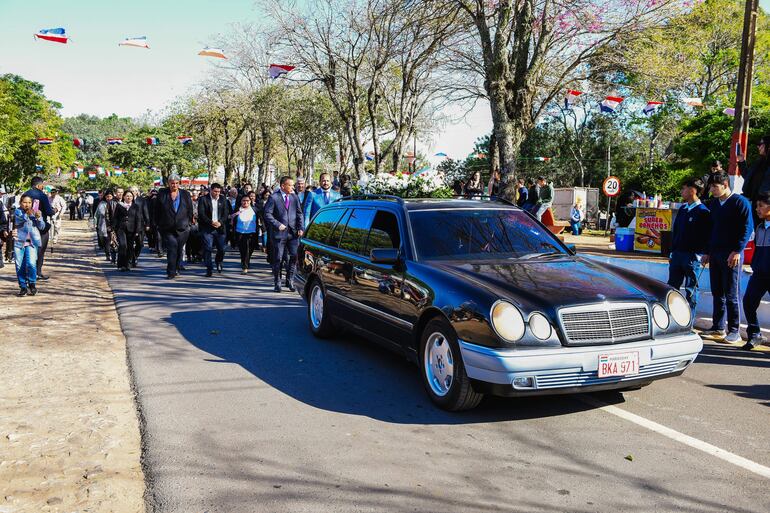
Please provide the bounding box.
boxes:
[634,208,674,253]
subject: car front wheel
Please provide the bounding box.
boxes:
[308,280,336,338]
[419,318,483,411]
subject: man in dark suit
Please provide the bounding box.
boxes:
[264,176,304,292]
[153,174,194,279]
[130,186,150,267]
[24,176,55,280]
[197,182,229,277]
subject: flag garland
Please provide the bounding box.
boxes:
[564,90,583,109]
[107,138,123,145]
[643,101,664,116]
[73,138,84,147]
[268,64,295,79]
[119,36,149,49]
[199,47,227,59]
[600,96,624,113]
[146,137,159,145]
[177,136,193,145]
[34,28,69,44]
[37,138,53,145]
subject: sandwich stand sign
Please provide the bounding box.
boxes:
[635,209,672,253]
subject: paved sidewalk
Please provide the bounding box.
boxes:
[0,220,145,513]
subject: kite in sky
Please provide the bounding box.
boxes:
[34,28,69,44]
[199,47,227,59]
[268,64,295,79]
[119,36,150,49]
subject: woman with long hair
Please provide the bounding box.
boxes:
[95,189,117,263]
[464,170,483,198]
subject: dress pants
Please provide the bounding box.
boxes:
[161,228,190,277]
[202,230,226,271]
[238,232,258,269]
[271,235,299,284]
[668,251,701,311]
[36,229,49,275]
[116,230,136,269]
[743,275,770,338]
[709,250,743,333]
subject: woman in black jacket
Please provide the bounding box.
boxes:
[113,191,144,271]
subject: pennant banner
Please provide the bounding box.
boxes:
[268,63,295,79]
[34,28,69,44]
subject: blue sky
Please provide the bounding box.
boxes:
[1,0,767,160]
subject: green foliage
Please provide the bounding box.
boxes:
[63,170,158,194]
[0,74,75,188]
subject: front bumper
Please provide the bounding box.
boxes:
[459,332,703,397]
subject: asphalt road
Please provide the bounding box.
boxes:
[106,246,770,513]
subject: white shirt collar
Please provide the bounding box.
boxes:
[719,192,733,205]
[685,200,701,211]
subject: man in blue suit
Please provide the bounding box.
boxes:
[264,176,304,292]
[304,172,341,228]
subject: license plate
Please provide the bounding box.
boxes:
[598,352,639,378]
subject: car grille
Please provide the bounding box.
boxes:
[534,360,681,389]
[558,303,650,345]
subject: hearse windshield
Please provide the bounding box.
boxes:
[409,208,568,261]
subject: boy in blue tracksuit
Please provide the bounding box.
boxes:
[741,191,770,350]
[700,172,754,343]
[668,179,711,311]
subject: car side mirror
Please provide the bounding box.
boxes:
[370,248,399,265]
[566,243,577,255]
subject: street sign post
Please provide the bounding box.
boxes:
[603,176,621,234]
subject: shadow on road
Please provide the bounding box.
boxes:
[168,305,627,425]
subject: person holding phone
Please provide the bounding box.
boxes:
[13,193,46,296]
[738,135,770,224]
[23,176,55,280]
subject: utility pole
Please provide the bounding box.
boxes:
[729,0,760,193]
[605,142,612,235]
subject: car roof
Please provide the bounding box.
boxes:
[330,196,518,211]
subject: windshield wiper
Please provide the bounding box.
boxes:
[517,251,562,260]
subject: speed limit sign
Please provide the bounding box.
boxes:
[603,176,621,197]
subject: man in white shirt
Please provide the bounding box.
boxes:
[49,189,67,244]
[198,183,229,277]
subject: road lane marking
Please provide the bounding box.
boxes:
[581,396,770,479]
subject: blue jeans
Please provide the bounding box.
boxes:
[668,251,701,311]
[570,221,581,236]
[743,275,770,338]
[201,230,226,271]
[709,251,743,333]
[14,244,38,288]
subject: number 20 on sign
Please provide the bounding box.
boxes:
[603,176,621,197]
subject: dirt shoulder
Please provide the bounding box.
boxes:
[0,220,144,513]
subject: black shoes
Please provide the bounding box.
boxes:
[216,262,223,273]
[17,287,28,297]
[205,269,213,277]
[38,274,49,281]
[285,281,295,292]
[274,283,282,293]
[28,284,37,295]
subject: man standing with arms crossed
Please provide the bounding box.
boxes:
[700,172,753,343]
[264,176,304,292]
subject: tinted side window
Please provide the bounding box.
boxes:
[304,208,345,244]
[328,210,351,248]
[339,209,375,255]
[366,210,401,252]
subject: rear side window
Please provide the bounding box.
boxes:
[366,210,401,251]
[304,208,345,244]
[339,209,375,255]
[328,210,351,248]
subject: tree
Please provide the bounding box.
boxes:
[452,0,692,199]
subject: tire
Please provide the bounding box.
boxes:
[307,279,336,338]
[419,318,483,411]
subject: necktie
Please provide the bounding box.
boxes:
[284,194,290,210]
[324,192,329,204]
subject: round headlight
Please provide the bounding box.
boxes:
[491,301,525,342]
[528,313,553,340]
[668,291,691,326]
[652,303,669,330]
